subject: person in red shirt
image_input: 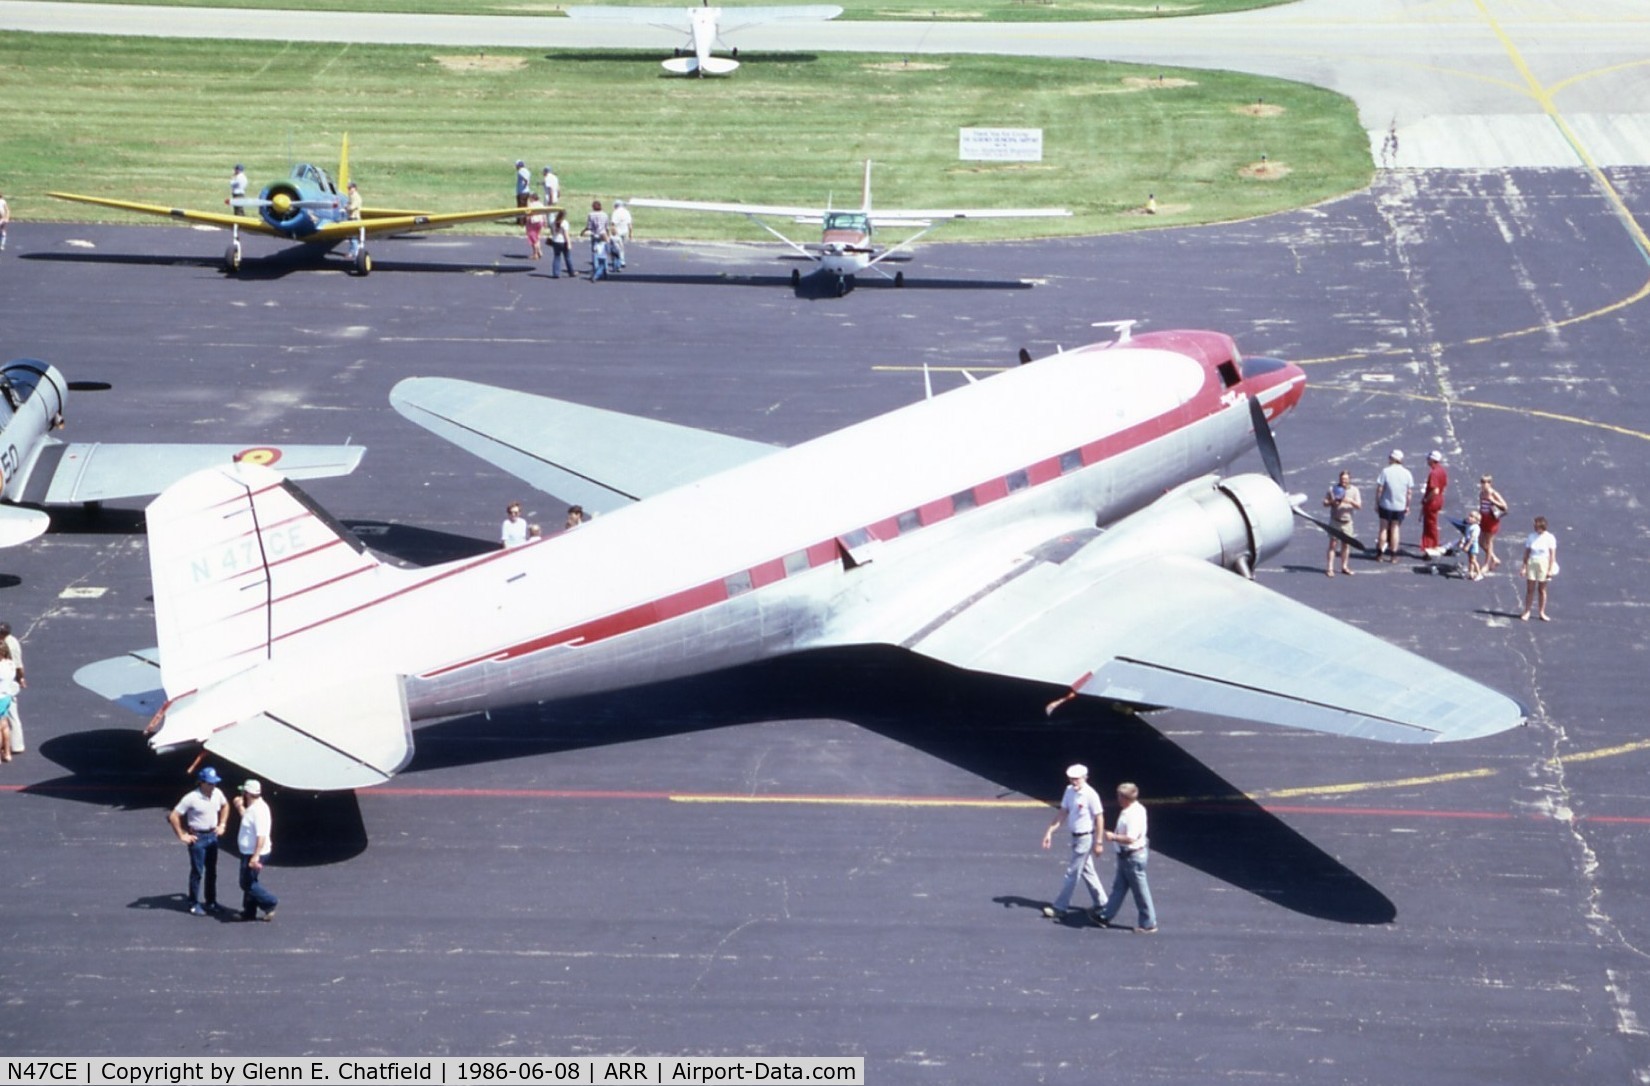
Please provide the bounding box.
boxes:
[1420,449,1449,555]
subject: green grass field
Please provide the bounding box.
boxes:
[2,31,1371,242]
[47,0,1296,24]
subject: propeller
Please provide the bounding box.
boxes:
[66,381,112,392]
[1248,385,1368,552]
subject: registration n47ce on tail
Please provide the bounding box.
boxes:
[76,327,1524,791]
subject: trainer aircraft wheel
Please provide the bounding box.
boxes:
[225,242,242,274]
[894,271,905,288]
[355,250,373,276]
[791,268,801,288]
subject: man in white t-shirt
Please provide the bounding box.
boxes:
[168,766,229,916]
[235,779,279,921]
[501,502,528,548]
[1039,763,1108,922]
[1098,782,1157,933]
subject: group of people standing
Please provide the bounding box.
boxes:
[1322,450,1557,620]
[1039,764,1157,933]
[516,160,631,281]
[167,766,277,921]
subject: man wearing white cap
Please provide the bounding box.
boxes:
[1039,764,1107,922]
[1374,449,1414,562]
[234,780,278,922]
[1420,450,1449,557]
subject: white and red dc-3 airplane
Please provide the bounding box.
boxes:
[76,327,1523,791]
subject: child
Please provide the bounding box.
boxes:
[1458,510,1484,580]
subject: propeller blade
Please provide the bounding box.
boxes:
[1248,395,1285,486]
[66,381,112,391]
[1293,507,1367,552]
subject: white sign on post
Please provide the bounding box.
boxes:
[959,128,1044,162]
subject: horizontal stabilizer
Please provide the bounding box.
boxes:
[199,672,413,791]
[73,648,165,716]
[390,377,778,513]
[0,504,51,547]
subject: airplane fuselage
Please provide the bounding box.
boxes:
[0,361,67,506]
[248,332,1302,725]
[258,162,347,242]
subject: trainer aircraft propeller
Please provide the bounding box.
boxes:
[0,357,364,547]
[50,136,548,276]
[74,326,1523,791]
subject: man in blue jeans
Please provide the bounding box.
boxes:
[1098,782,1158,933]
[167,766,228,916]
[235,779,279,922]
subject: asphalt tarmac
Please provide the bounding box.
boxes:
[1,165,1648,1081]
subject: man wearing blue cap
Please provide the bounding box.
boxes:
[168,766,229,916]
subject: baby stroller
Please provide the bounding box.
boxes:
[1442,514,1484,579]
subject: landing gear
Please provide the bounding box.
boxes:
[224,240,242,275]
[353,248,373,276]
[791,268,801,288]
[894,270,904,288]
[834,274,849,297]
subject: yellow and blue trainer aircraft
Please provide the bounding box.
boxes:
[50,137,547,276]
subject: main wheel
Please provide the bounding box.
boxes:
[791,268,801,288]
[354,249,373,276]
[894,271,905,288]
[225,242,242,274]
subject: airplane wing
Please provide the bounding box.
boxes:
[716,4,843,32]
[303,205,546,243]
[49,192,291,236]
[869,207,1072,224]
[626,197,826,221]
[563,5,695,30]
[14,441,363,506]
[898,547,1524,744]
[390,377,780,514]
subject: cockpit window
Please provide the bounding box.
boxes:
[823,211,869,233]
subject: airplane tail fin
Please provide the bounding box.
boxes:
[337,132,351,192]
[140,461,416,790]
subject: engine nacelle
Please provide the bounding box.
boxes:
[259,182,313,234]
[1083,473,1295,577]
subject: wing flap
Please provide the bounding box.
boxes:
[390,377,778,512]
[908,551,1524,744]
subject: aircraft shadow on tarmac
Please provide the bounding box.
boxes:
[22,248,533,280]
[408,645,1397,924]
[31,730,371,866]
[544,50,824,67]
[604,269,1036,298]
[29,650,1395,918]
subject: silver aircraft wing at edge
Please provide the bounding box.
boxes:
[30,443,365,505]
[390,377,781,514]
[900,548,1525,744]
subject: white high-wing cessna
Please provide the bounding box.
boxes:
[627,161,1072,294]
[564,2,842,76]
[75,328,1523,791]
[0,357,364,547]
